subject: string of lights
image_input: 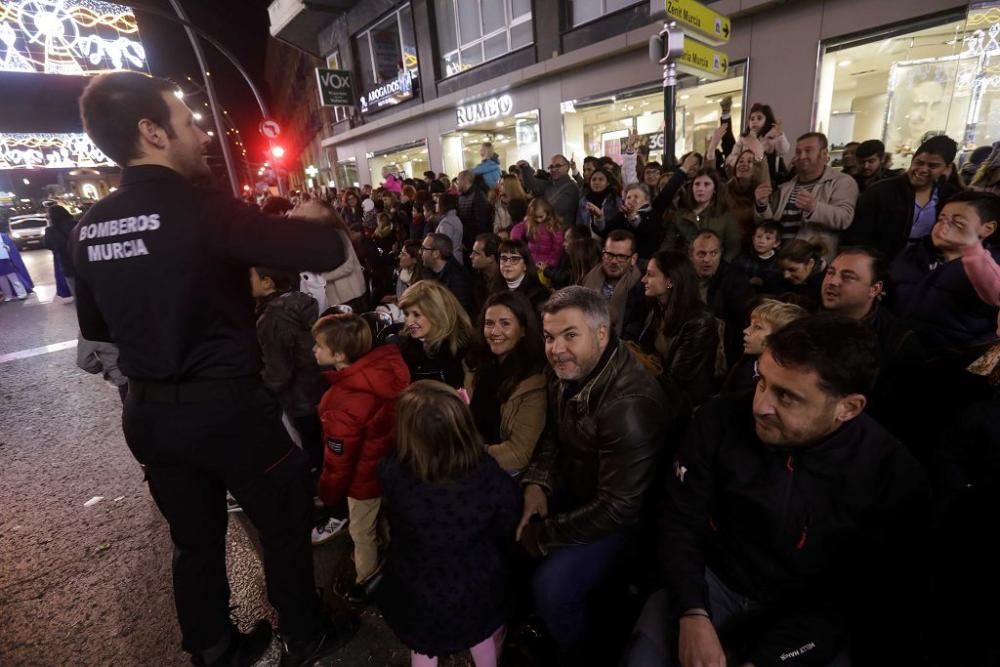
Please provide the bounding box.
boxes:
[0,132,114,169]
[0,0,147,75]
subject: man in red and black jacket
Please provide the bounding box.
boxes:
[625,314,929,667]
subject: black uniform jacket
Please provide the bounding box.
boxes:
[71,165,346,382]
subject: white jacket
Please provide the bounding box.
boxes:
[322,230,366,306]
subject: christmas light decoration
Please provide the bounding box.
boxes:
[0,0,147,75]
[0,132,114,169]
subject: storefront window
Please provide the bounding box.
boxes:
[441,110,541,177]
[562,63,745,167]
[335,156,359,189]
[434,0,533,78]
[353,5,420,114]
[367,141,430,187]
[815,16,982,159]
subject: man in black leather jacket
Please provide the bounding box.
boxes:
[625,314,928,667]
[517,286,670,663]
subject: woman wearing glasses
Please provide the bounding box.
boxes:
[464,291,547,474]
[510,198,565,271]
[637,250,725,410]
[497,238,551,311]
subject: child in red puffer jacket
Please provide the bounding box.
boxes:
[311,313,410,603]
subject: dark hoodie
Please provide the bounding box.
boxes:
[256,290,325,417]
[317,344,411,504]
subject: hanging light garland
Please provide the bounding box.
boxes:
[0,132,114,169]
[0,0,147,75]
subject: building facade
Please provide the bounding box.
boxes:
[268,0,987,188]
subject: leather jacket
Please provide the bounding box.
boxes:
[522,337,670,551]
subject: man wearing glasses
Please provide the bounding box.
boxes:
[581,229,646,339]
[419,233,473,314]
[845,135,962,261]
[517,154,581,229]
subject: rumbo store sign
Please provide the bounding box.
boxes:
[456,94,514,128]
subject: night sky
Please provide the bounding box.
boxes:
[0,0,275,188]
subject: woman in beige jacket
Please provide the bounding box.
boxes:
[464,290,547,474]
[292,199,368,311]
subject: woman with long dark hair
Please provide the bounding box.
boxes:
[465,291,547,474]
[638,250,723,408]
[661,167,743,261]
[776,239,826,310]
[543,224,601,289]
[577,167,622,228]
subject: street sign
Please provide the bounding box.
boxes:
[259,119,281,139]
[665,0,730,45]
[676,35,728,80]
[315,68,353,107]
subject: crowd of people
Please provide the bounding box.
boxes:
[231,96,1000,667]
[65,71,1000,667]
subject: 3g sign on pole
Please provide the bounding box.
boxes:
[315,68,353,107]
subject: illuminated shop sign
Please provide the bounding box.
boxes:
[0,133,114,170]
[456,94,514,128]
[358,68,416,114]
[0,0,147,75]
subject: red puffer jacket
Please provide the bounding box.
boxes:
[317,344,411,505]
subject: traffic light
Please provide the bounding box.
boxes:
[271,145,286,159]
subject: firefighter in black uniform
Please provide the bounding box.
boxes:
[72,72,350,667]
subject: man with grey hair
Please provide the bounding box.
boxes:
[517,285,671,663]
[517,154,581,227]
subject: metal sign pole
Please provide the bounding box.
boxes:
[663,59,678,170]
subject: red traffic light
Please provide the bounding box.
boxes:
[271,145,286,159]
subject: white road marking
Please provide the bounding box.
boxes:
[0,340,77,365]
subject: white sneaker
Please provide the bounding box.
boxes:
[311,517,349,546]
[226,493,243,513]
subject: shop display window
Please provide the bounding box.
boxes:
[815,13,1000,158]
[441,110,541,175]
[562,63,745,167]
[367,142,430,187]
[335,157,359,189]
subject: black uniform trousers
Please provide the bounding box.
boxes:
[123,376,324,653]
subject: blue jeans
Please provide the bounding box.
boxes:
[532,531,627,654]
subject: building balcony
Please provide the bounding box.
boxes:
[267,0,355,55]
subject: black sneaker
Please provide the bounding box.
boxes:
[190,620,272,667]
[278,618,353,667]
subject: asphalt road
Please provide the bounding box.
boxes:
[0,250,428,667]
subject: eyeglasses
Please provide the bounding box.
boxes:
[548,163,568,170]
[499,254,524,264]
[602,251,633,262]
[420,246,434,252]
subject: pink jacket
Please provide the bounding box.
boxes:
[961,243,1000,335]
[510,222,565,267]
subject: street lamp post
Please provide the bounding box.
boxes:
[122,3,283,195]
[166,0,240,197]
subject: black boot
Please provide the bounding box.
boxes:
[190,620,272,667]
[278,616,356,667]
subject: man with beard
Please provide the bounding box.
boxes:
[690,231,753,368]
[844,135,961,260]
[581,230,646,339]
[72,72,351,666]
[517,286,668,664]
[852,139,897,192]
[626,314,928,667]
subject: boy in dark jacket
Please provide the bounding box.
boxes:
[251,267,326,471]
[731,221,783,294]
[312,313,410,604]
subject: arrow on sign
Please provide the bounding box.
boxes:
[259,119,281,139]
